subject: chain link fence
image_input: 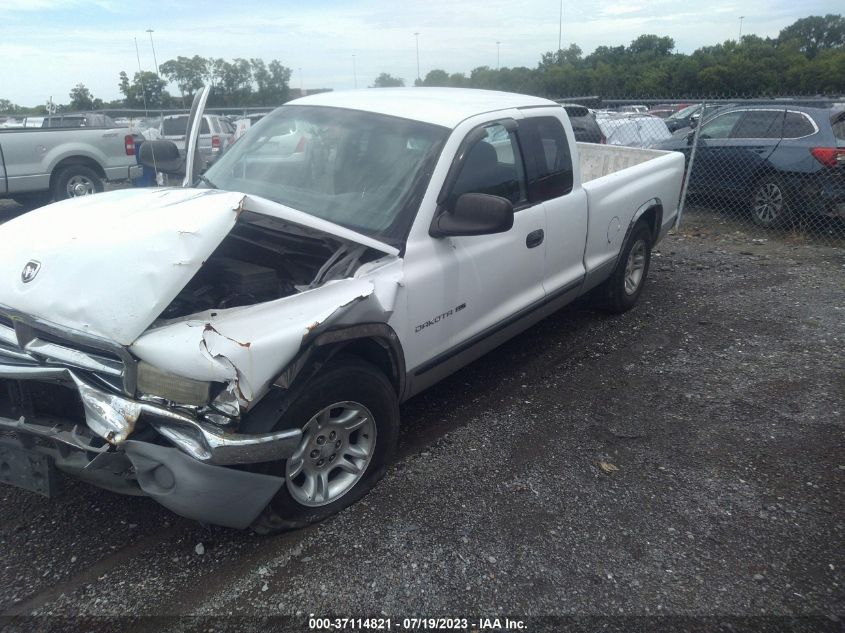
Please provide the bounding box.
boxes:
[589,97,845,245]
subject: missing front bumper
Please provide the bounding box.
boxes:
[0,364,302,465]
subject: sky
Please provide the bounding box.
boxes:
[0,0,841,106]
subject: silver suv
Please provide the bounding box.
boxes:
[160,113,235,169]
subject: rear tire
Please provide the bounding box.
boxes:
[750,176,791,228]
[52,165,104,201]
[597,221,652,314]
[250,356,399,534]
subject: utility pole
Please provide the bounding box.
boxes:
[558,0,563,52]
[299,67,303,94]
[414,32,421,83]
[496,41,501,70]
[352,55,357,89]
[146,29,160,76]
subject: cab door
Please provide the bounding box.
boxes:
[519,112,588,294]
[401,119,547,378]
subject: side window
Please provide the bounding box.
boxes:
[449,123,527,208]
[522,116,573,201]
[732,110,783,139]
[783,112,816,139]
[200,118,211,134]
[699,111,744,139]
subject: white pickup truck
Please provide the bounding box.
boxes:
[0,88,683,532]
[0,124,142,204]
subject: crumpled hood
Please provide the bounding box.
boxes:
[0,188,395,346]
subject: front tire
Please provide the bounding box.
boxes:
[251,356,399,534]
[52,165,104,201]
[598,220,652,314]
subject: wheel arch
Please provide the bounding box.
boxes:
[49,156,106,191]
[240,324,406,435]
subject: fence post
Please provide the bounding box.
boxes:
[674,100,706,230]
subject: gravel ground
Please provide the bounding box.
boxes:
[0,198,842,632]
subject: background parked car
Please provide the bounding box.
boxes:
[665,103,734,133]
[234,112,272,140]
[555,102,605,143]
[594,112,671,148]
[616,105,649,114]
[655,105,845,227]
[160,113,235,169]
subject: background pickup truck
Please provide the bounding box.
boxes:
[0,124,142,204]
[0,87,684,532]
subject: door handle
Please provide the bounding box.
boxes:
[526,229,544,249]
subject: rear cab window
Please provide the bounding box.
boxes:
[521,116,574,201]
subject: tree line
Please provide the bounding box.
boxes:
[1,14,842,115]
[408,15,845,97]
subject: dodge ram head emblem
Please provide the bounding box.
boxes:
[21,260,41,283]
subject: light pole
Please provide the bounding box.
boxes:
[299,67,303,95]
[146,29,160,76]
[738,16,744,40]
[414,32,420,83]
[496,41,501,70]
[558,0,563,52]
[352,55,357,89]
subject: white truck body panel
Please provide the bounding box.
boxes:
[0,88,685,527]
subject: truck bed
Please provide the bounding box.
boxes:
[578,142,673,183]
[577,142,685,275]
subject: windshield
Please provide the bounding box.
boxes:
[667,104,700,120]
[203,105,449,244]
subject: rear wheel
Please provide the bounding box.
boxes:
[52,165,104,201]
[251,356,399,534]
[597,220,652,314]
[751,177,791,228]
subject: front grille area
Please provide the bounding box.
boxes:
[1,378,86,425]
[0,308,133,395]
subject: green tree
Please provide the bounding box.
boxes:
[0,98,20,113]
[778,14,845,59]
[160,55,209,105]
[421,69,450,86]
[68,83,94,110]
[118,70,169,108]
[371,73,405,87]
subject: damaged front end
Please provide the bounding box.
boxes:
[0,190,401,528]
[0,308,301,527]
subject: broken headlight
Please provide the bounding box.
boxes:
[137,361,211,406]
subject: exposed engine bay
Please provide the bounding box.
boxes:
[160,211,378,319]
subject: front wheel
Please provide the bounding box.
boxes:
[52,165,104,201]
[251,356,399,534]
[597,221,652,314]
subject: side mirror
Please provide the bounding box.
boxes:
[686,130,696,145]
[429,193,514,238]
[138,140,184,176]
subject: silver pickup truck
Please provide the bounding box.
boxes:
[0,126,142,204]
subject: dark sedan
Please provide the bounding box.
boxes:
[655,105,845,227]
